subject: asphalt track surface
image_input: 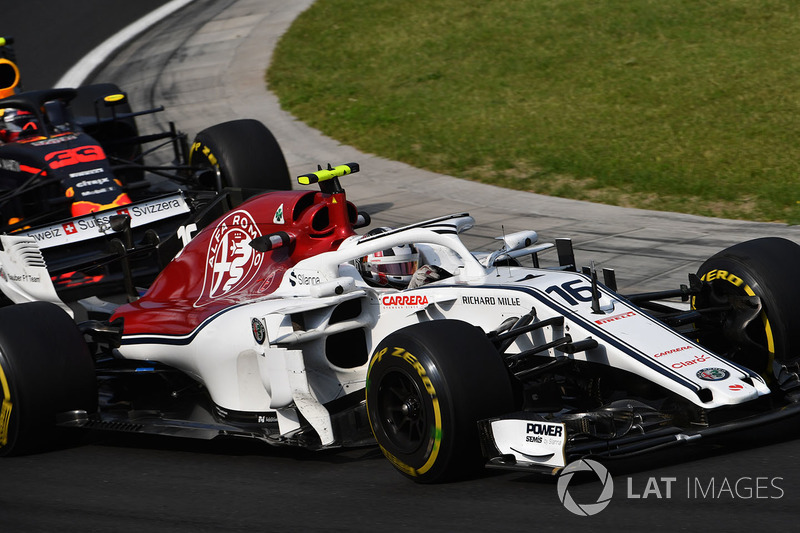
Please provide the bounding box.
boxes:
[4,1,800,531]
[1,0,171,91]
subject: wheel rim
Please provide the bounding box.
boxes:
[695,276,772,374]
[0,353,18,455]
[376,369,428,454]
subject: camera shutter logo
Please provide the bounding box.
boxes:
[557,459,614,516]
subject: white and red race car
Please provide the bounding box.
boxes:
[1,162,799,483]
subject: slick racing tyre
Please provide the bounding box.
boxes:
[189,119,292,194]
[366,319,514,483]
[0,302,97,456]
[694,237,800,380]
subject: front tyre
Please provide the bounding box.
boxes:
[189,119,291,193]
[0,302,96,456]
[366,320,514,483]
[694,237,800,381]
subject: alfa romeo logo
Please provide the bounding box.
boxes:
[195,210,263,307]
[251,318,266,344]
[696,367,730,381]
[557,459,614,516]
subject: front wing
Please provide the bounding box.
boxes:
[478,401,800,474]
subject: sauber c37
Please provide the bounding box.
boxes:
[1,162,799,484]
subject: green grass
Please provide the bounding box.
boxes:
[267,0,800,223]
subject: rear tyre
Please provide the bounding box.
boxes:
[0,302,96,456]
[189,119,291,194]
[694,237,800,380]
[366,320,514,483]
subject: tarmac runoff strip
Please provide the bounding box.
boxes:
[76,0,800,294]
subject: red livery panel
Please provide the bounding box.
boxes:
[114,189,359,335]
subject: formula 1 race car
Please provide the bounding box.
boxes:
[0,36,291,305]
[1,162,799,484]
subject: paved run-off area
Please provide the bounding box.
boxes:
[93,0,800,293]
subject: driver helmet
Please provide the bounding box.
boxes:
[357,227,419,289]
[0,108,39,142]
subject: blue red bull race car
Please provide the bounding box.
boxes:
[0,36,291,303]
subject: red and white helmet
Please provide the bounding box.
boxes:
[357,227,419,289]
